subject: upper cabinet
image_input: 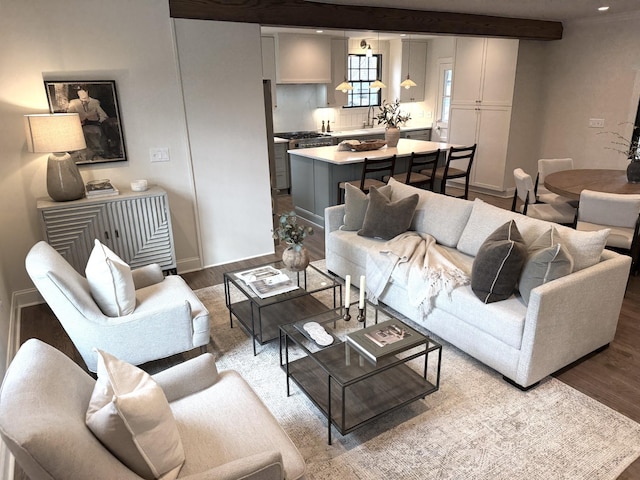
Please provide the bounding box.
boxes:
[321,38,349,107]
[399,40,427,103]
[275,33,332,84]
[451,38,519,107]
[261,36,277,107]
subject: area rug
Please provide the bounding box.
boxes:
[196,268,640,479]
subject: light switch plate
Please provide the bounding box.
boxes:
[589,118,605,128]
[150,148,170,162]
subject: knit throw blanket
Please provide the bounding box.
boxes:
[366,232,469,315]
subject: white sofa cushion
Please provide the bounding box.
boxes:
[85,239,136,317]
[86,349,185,480]
[387,177,474,246]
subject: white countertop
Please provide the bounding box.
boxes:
[274,137,289,144]
[288,139,451,165]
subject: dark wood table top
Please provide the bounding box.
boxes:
[544,169,640,201]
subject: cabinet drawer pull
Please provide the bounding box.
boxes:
[115,230,119,239]
[104,232,109,240]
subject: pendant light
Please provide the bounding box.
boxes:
[369,31,386,91]
[335,31,353,93]
[400,34,417,89]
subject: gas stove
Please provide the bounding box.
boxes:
[277,131,334,148]
[276,131,326,140]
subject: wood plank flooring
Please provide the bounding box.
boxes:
[17,190,640,479]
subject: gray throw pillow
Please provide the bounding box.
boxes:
[341,183,392,231]
[471,220,527,303]
[357,187,419,240]
[518,228,574,305]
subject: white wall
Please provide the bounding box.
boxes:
[174,19,274,266]
[537,14,640,169]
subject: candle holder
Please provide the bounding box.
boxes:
[343,304,351,322]
[357,307,366,323]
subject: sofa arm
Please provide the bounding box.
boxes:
[325,205,344,234]
[132,263,164,289]
[178,451,284,480]
[153,353,219,403]
[516,251,631,387]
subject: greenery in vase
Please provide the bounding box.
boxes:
[272,211,314,251]
[376,99,411,128]
[600,123,640,162]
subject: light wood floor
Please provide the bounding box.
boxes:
[17,190,640,479]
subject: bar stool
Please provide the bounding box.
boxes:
[428,145,477,199]
[385,150,440,190]
[337,155,396,203]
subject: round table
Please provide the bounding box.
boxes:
[544,169,640,201]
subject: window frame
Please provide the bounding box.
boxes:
[344,53,382,109]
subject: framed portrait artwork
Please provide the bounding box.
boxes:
[44,80,127,165]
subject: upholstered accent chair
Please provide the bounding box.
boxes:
[0,339,306,480]
[25,241,210,372]
[512,168,577,225]
[575,189,640,274]
[535,157,577,206]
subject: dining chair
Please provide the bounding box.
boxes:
[512,168,576,225]
[575,189,640,274]
[337,155,396,203]
[384,150,440,190]
[429,145,476,199]
[536,158,577,205]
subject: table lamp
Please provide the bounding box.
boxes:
[24,113,87,201]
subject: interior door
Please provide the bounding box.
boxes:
[434,59,453,142]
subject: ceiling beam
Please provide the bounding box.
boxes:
[168,0,563,41]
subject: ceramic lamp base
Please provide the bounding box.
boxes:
[47,152,85,201]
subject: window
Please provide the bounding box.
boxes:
[346,54,382,108]
[440,67,453,124]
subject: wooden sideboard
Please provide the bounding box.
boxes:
[37,186,176,274]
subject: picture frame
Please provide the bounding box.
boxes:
[44,80,126,165]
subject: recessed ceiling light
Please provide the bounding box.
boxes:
[316,30,324,33]
[598,6,609,11]
[400,33,407,37]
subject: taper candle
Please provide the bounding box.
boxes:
[345,275,351,307]
[359,275,366,309]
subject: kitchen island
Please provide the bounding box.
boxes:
[289,139,451,227]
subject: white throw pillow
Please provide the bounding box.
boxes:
[85,239,136,316]
[86,349,185,480]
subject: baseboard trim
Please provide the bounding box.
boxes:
[177,256,202,274]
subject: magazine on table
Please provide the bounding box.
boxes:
[235,266,298,298]
[85,180,119,197]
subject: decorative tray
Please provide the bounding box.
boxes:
[338,139,387,151]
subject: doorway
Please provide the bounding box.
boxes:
[433,58,453,142]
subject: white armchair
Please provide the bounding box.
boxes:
[25,241,210,372]
[0,339,306,480]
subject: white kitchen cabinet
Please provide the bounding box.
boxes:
[37,186,176,274]
[449,104,512,191]
[273,141,290,191]
[319,37,349,107]
[451,37,519,107]
[448,37,519,192]
[399,40,427,103]
[261,36,277,107]
[275,33,331,84]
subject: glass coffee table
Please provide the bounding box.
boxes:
[224,260,341,355]
[279,303,442,444]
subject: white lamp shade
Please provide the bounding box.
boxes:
[400,76,417,89]
[335,80,353,92]
[370,79,387,90]
[24,114,86,153]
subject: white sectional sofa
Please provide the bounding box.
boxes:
[325,178,631,389]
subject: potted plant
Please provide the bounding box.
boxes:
[377,99,411,147]
[600,123,640,183]
[272,211,314,271]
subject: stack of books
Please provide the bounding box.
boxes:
[346,320,418,363]
[235,266,298,299]
[85,180,119,198]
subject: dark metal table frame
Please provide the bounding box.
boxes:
[280,304,442,444]
[224,261,342,355]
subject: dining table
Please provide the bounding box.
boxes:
[544,168,640,201]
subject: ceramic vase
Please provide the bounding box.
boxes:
[627,161,640,184]
[385,126,401,148]
[282,246,309,272]
[47,154,85,201]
